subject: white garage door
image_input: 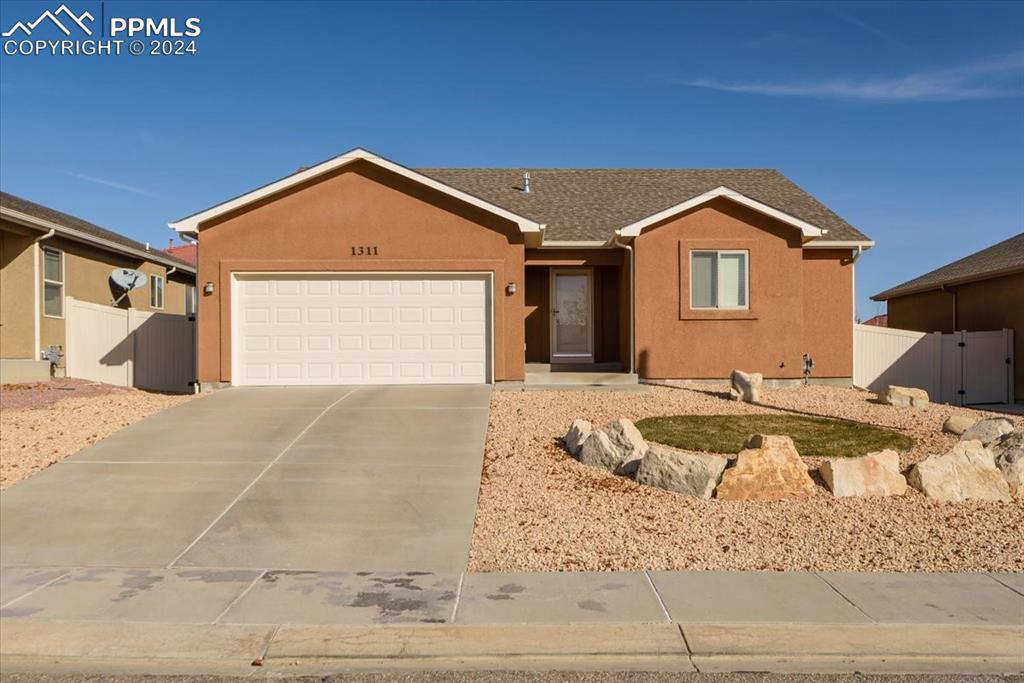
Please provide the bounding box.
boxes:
[234,273,490,386]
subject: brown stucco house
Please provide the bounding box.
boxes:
[872,232,1023,401]
[1,192,197,383]
[170,148,873,388]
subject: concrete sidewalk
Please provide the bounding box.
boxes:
[1,569,1021,675]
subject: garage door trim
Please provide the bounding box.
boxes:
[229,271,494,386]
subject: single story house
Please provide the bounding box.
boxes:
[1,192,197,383]
[170,148,873,388]
[872,232,1023,401]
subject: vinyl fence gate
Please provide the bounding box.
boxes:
[854,324,1015,406]
[65,297,196,393]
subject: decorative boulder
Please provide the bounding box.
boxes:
[562,419,593,457]
[960,418,1015,447]
[715,435,817,501]
[942,415,976,436]
[635,444,727,499]
[877,385,929,409]
[991,430,1024,497]
[819,450,907,498]
[577,419,649,476]
[908,440,1011,502]
[729,370,763,403]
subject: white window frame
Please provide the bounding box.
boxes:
[42,247,64,318]
[150,274,165,310]
[689,249,749,310]
[184,283,197,316]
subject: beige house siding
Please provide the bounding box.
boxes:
[887,272,1024,401]
[1,221,195,367]
[0,228,35,358]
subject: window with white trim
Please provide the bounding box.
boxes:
[690,250,748,309]
[42,247,64,317]
[184,283,196,316]
[150,274,164,309]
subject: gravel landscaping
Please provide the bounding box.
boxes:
[469,384,1024,573]
[0,380,196,489]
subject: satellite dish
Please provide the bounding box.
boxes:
[110,268,147,291]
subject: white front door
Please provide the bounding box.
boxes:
[550,269,593,363]
[233,273,490,386]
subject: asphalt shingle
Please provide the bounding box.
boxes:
[873,232,1024,300]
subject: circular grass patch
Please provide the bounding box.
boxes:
[635,414,913,458]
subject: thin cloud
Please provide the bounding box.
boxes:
[677,52,1024,103]
[61,171,158,197]
[827,7,918,55]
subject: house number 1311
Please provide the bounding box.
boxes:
[351,246,379,256]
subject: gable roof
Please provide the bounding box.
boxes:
[169,148,545,236]
[163,242,197,265]
[0,191,195,273]
[872,232,1024,301]
[419,167,870,243]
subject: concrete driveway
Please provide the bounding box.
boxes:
[0,385,490,572]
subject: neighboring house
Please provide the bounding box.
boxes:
[163,240,197,266]
[861,314,888,327]
[872,232,1023,401]
[170,148,872,388]
[1,192,197,383]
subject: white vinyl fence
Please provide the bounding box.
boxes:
[854,324,1014,405]
[65,297,196,393]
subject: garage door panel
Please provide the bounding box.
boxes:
[235,274,489,386]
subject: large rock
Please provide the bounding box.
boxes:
[991,430,1024,497]
[819,450,907,498]
[635,444,727,499]
[942,415,975,436]
[577,419,648,476]
[960,417,1014,447]
[729,370,763,403]
[908,440,1012,502]
[715,435,817,501]
[562,419,592,456]
[877,385,929,409]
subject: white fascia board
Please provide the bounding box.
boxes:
[168,148,544,234]
[1,207,197,275]
[617,186,824,238]
[803,240,875,250]
[538,240,613,248]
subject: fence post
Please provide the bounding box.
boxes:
[931,331,943,401]
[126,308,136,388]
[1007,328,1015,404]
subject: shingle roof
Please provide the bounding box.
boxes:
[163,243,197,266]
[417,168,868,243]
[873,232,1024,301]
[0,191,194,270]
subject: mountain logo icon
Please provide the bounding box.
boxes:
[3,4,95,37]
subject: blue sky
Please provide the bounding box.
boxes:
[1,0,1021,319]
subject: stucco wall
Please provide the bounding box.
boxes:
[1,221,194,365]
[1,228,34,358]
[195,160,526,383]
[633,198,853,380]
[887,272,1024,400]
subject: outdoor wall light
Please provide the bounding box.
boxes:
[203,281,215,295]
[506,282,517,295]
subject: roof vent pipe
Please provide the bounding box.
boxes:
[523,172,530,193]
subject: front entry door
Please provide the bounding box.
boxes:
[551,269,593,362]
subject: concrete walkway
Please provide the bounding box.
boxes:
[0,385,490,572]
[1,568,1021,675]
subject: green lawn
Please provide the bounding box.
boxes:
[635,414,914,458]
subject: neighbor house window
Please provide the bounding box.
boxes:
[43,247,64,317]
[184,284,196,316]
[150,274,164,309]
[690,250,748,309]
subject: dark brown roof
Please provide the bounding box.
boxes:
[0,191,194,270]
[418,168,868,243]
[873,232,1024,301]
